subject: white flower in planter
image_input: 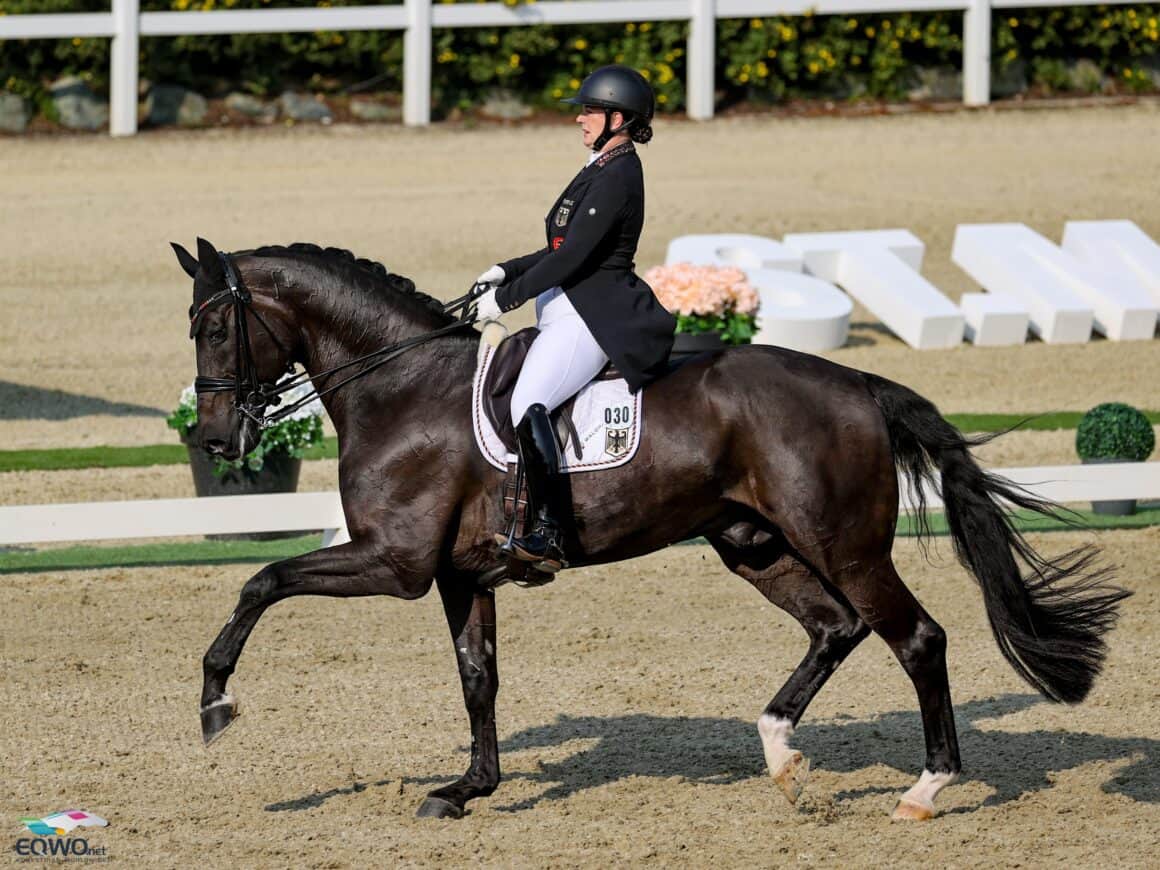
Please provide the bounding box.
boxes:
[167,373,327,474]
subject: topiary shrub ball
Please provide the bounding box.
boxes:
[1075,402,1156,462]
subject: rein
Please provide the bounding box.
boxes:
[191,252,482,428]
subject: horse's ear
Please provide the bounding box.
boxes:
[196,237,224,282]
[171,242,199,279]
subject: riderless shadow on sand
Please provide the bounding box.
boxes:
[0,380,163,420]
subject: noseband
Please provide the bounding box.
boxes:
[189,252,483,430]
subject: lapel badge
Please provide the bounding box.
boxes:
[555,206,571,228]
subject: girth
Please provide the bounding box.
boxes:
[482,326,624,456]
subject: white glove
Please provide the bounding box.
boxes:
[475,287,502,321]
[476,264,505,286]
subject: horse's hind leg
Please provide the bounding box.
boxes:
[416,576,500,820]
[709,531,869,804]
[824,558,961,820]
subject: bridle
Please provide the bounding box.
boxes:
[190,252,482,429]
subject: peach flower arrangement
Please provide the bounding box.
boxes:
[644,262,760,344]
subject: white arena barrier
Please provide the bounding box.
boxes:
[0,492,351,548]
[959,292,1030,346]
[665,233,803,273]
[747,269,852,352]
[898,462,1160,511]
[782,230,965,350]
[953,223,1157,342]
[2,463,1158,549]
[1062,220,1160,310]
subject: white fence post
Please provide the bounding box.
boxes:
[110,0,140,135]
[404,0,432,126]
[687,0,714,120]
[962,0,991,106]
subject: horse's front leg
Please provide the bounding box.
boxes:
[417,576,500,820]
[200,542,431,745]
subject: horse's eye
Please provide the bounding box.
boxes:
[208,328,228,345]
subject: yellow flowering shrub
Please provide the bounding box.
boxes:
[0,1,1156,113]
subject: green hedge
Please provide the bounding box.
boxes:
[2,1,1158,113]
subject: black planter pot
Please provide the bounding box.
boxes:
[1081,456,1137,516]
[670,331,726,360]
[184,434,304,540]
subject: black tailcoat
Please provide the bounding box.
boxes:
[495,142,676,392]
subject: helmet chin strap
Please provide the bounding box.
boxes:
[592,108,630,151]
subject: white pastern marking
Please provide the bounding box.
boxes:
[757,714,796,775]
[199,693,236,714]
[901,769,958,811]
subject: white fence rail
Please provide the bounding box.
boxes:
[0,0,1144,136]
[1,463,1157,548]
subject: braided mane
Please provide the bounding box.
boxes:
[247,242,454,324]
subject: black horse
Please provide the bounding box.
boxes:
[174,238,1128,821]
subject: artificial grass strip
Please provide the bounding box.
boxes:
[3,510,1158,574]
[0,413,1157,474]
[0,437,339,473]
[945,411,1160,433]
[0,444,190,472]
[0,535,323,575]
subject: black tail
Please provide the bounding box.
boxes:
[864,373,1130,704]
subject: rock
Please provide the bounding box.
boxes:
[478,88,533,121]
[349,98,401,123]
[1067,59,1105,94]
[840,75,868,101]
[144,84,208,127]
[907,66,962,102]
[990,59,1028,99]
[1139,55,1160,90]
[278,91,333,123]
[0,93,29,134]
[225,92,276,122]
[50,76,108,131]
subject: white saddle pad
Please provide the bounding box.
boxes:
[472,336,643,474]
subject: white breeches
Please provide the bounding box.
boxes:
[510,287,609,424]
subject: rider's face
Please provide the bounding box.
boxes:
[576,105,624,150]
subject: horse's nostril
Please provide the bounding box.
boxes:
[204,439,227,456]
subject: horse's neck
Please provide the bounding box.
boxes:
[294,293,474,439]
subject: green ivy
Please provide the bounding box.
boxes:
[1075,402,1156,461]
[1,2,1157,112]
[676,311,756,345]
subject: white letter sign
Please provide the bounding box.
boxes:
[954,223,1156,342]
[782,230,964,350]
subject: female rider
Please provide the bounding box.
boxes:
[473,65,676,577]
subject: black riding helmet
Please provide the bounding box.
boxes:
[562,65,655,150]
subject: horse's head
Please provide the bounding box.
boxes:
[172,237,297,461]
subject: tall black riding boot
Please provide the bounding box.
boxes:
[498,403,568,573]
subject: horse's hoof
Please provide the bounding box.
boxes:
[200,695,239,747]
[892,797,936,821]
[770,751,810,804]
[416,797,464,820]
